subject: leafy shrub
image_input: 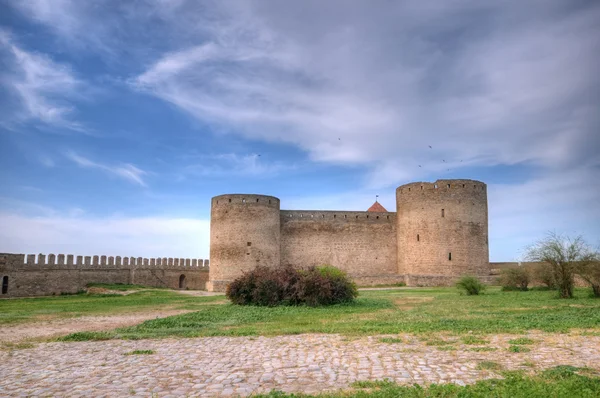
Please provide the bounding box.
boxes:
[226,265,357,307]
[499,267,530,291]
[455,276,486,295]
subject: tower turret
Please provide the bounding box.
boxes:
[207,194,281,292]
[396,179,489,286]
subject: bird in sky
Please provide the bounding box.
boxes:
[428,145,432,149]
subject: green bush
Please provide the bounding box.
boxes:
[226,265,357,307]
[499,267,530,291]
[456,276,486,295]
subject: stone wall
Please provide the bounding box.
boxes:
[0,253,209,298]
[280,210,398,281]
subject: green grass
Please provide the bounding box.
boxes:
[378,337,402,343]
[509,337,536,345]
[476,361,503,371]
[3,286,599,341]
[255,367,600,397]
[124,349,155,355]
[509,345,531,353]
[87,283,165,291]
[461,336,488,345]
[469,347,497,352]
[0,289,225,325]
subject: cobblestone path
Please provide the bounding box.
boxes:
[1,333,598,397]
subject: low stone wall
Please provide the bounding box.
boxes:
[353,275,406,287]
[0,253,209,298]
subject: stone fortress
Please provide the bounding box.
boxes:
[1,178,496,298]
[207,179,490,292]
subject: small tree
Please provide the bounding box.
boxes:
[577,259,600,298]
[531,263,557,289]
[525,232,597,299]
[499,267,530,291]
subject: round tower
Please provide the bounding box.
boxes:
[207,194,281,292]
[396,179,489,286]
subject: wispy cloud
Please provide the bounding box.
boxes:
[0,30,87,131]
[66,152,148,186]
[181,153,295,178]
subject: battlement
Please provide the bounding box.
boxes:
[397,179,486,194]
[0,253,209,271]
[281,210,396,222]
[211,194,280,208]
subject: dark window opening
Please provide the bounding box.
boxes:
[322,214,325,218]
[366,215,369,219]
[408,188,411,191]
[447,184,450,188]
[417,234,420,241]
[441,209,445,217]
[334,214,336,218]
[178,274,186,289]
[228,198,231,203]
[356,215,359,219]
[462,184,465,188]
[386,215,389,219]
[376,216,379,219]
[242,198,246,203]
[421,186,423,190]
[216,200,218,204]
[344,215,347,218]
[269,200,271,204]
[256,198,259,202]
[434,184,438,188]
[2,276,8,294]
[448,252,452,261]
[247,242,251,246]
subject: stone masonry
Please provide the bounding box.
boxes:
[208,179,490,291]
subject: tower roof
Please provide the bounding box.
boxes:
[367,201,388,212]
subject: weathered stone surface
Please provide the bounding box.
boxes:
[0,332,597,397]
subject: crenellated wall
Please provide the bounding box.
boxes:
[0,253,209,298]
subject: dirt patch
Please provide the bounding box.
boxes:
[0,309,193,344]
[172,290,225,297]
[393,296,434,310]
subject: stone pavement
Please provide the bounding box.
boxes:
[1,333,598,397]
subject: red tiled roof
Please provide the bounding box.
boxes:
[367,201,388,212]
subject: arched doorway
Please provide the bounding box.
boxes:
[2,276,8,294]
[179,274,186,289]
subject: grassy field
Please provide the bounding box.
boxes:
[41,286,600,341]
[256,367,600,397]
[0,288,224,325]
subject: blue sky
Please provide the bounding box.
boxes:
[0,0,598,261]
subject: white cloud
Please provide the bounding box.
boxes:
[0,31,86,131]
[0,212,209,258]
[66,152,148,186]
[126,0,600,187]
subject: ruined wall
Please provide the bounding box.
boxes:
[280,210,403,286]
[208,194,281,292]
[396,179,489,286]
[0,253,209,298]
